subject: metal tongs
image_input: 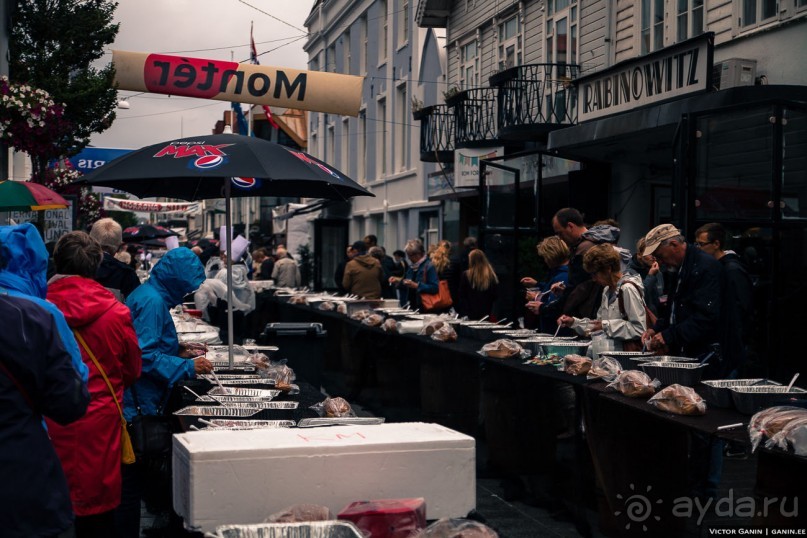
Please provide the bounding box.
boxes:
[297,417,385,428]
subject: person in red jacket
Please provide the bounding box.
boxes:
[45,231,142,538]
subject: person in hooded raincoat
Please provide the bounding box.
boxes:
[46,231,142,538]
[0,224,91,538]
[117,247,212,538]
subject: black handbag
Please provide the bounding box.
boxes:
[127,385,173,459]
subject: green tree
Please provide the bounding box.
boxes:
[9,0,119,179]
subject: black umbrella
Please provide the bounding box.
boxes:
[122,224,178,242]
[78,133,373,366]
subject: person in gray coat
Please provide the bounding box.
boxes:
[271,247,301,288]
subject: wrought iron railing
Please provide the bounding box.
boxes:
[413,104,455,163]
[447,87,499,148]
[490,63,580,137]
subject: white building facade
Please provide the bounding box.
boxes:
[304,0,449,254]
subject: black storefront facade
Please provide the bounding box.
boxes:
[541,34,807,381]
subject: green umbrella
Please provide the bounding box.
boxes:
[0,180,69,211]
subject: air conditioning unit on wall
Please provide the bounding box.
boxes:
[712,58,757,90]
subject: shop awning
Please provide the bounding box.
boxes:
[547,85,807,167]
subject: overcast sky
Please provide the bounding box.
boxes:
[90,0,313,150]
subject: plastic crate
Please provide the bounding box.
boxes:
[259,323,328,389]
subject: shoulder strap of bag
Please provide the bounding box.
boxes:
[617,280,643,319]
[0,358,36,411]
[73,330,126,424]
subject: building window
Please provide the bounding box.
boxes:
[360,14,368,74]
[546,3,578,65]
[326,122,335,164]
[343,30,351,74]
[460,40,478,89]
[358,111,366,182]
[309,54,320,72]
[341,118,350,175]
[677,0,704,41]
[327,44,337,72]
[741,0,779,27]
[377,98,387,176]
[397,0,409,47]
[498,16,522,71]
[380,0,388,63]
[395,84,408,171]
[641,0,665,54]
[798,0,807,9]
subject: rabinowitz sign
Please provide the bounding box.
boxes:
[113,50,364,117]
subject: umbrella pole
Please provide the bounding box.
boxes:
[225,179,235,369]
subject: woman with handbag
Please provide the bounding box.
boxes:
[389,239,440,312]
[456,249,499,320]
[45,232,142,538]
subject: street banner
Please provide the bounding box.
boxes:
[103,197,201,214]
[113,50,364,117]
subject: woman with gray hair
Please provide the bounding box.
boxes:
[89,218,140,300]
[389,239,439,310]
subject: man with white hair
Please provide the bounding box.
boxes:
[90,218,140,300]
[271,247,301,288]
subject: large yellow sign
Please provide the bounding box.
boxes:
[113,50,364,117]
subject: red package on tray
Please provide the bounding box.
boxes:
[338,498,427,538]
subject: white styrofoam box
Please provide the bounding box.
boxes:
[173,422,476,533]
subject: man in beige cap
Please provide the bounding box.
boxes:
[640,223,721,358]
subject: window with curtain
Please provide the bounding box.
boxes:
[460,40,478,89]
[498,16,522,71]
[546,2,578,65]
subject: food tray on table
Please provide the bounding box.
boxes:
[199,374,261,381]
[493,329,537,338]
[201,419,297,430]
[599,351,656,370]
[639,361,707,387]
[174,406,262,417]
[700,379,781,409]
[297,417,386,428]
[208,395,277,404]
[208,387,281,398]
[209,362,257,372]
[539,341,591,358]
[477,349,531,360]
[209,521,364,538]
[730,386,807,415]
[218,379,277,386]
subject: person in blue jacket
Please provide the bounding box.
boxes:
[117,247,212,538]
[0,223,88,383]
[389,239,439,311]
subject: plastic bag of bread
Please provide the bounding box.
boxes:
[480,339,523,359]
[336,303,347,315]
[310,396,355,418]
[381,318,399,333]
[607,370,659,398]
[247,352,271,370]
[264,504,333,523]
[648,384,707,415]
[318,301,335,311]
[362,313,385,327]
[563,354,592,375]
[749,406,807,452]
[431,323,458,343]
[350,309,372,321]
[289,295,308,305]
[416,518,499,538]
[419,320,445,336]
[587,356,622,381]
[767,414,807,456]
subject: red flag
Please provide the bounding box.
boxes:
[250,23,280,130]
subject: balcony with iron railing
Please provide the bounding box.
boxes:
[413,104,455,163]
[489,63,580,141]
[445,87,503,149]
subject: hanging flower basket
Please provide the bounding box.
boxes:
[0,76,71,157]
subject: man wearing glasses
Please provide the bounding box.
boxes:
[640,223,722,358]
[695,223,754,378]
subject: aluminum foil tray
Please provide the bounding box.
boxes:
[210,363,257,371]
[493,329,538,338]
[297,417,385,428]
[640,362,706,387]
[203,419,296,430]
[208,395,276,404]
[599,351,657,370]
[218,379,277,386]
[199,374,260,380]
[210,521,364,538]
[731,385,807,415]
[700,379,781,408]
[173,406,261,417]
[208,387,281,398]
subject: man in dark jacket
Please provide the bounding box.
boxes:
[695,223,754,377]
[90,218,141,300]
[552,208,602,319]
[642,224,722,358]
[343,241,383,299]
[0,242,90,538]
